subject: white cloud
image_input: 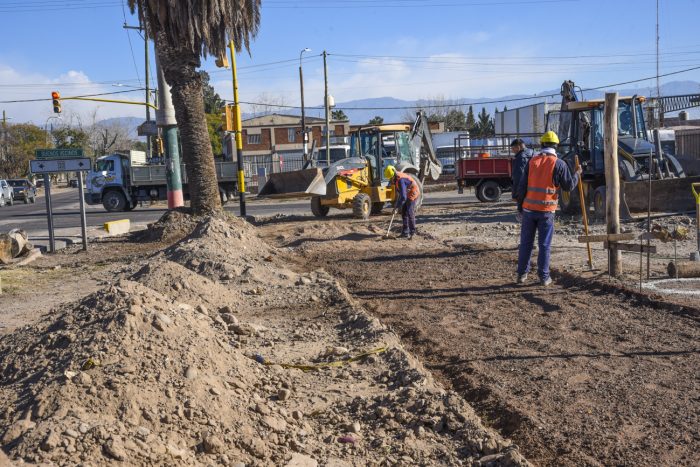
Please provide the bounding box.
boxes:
[0,63,148,126]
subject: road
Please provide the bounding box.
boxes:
[0,187,475,248]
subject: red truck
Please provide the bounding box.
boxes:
[457,156,514,202]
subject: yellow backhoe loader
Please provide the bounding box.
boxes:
[258,111,442,219]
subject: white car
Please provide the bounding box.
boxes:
[0,179,14,207]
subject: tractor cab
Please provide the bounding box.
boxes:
[349,124,412,186]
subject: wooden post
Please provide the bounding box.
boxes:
[604,93,622,277]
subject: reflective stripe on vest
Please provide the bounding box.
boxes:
[522,153,558,212]
[394,172,420,201]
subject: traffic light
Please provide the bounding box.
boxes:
[51,91,61,114]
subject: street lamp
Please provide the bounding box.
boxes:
[299,48,311,162]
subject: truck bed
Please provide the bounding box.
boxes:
[457,157,513,179]
[130,161,237,186]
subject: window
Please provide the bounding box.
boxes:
[247,134,261,145]
[288,128,296,142]
[96,159,115,172]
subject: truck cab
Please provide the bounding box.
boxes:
[85,154,134,211]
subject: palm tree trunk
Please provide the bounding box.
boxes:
[155,33,222,214]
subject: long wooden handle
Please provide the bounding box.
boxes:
[575,156,593,269]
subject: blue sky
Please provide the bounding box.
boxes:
[1,0,699,123]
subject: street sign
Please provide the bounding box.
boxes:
[35,148,84,160]
[30,158,91,174]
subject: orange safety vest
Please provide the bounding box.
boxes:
[522,153,558,212]
[394,172,420,202]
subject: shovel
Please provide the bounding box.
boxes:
[384,209,398,239]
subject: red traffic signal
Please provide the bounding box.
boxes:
[51,91,61,114]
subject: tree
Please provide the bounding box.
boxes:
[332,109,348,121]
[475,107,495,138]
[52,127,90,149]
[466,105,476,131]
[199,70,225,114]
[0,124,47,178]
[206,113,224,156]
[368,116,384,125]
[128,0,261,214]
[444,109,467,131]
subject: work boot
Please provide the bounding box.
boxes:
[399,232,410,239]
[541,277,553,287]
[516,273,528,284]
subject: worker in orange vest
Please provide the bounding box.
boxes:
[385,165,420,239]
[514,131,581,286]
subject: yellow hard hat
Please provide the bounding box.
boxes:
[540,131,560,145]
[384,165,396,179]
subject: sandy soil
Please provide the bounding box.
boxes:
[259,199,699,467]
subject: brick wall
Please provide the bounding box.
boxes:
[242,128,272,151]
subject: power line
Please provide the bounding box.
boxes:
[0,88,145,104]
[122,1,142,87]
[261,0,581,8]
[229,65,700,110]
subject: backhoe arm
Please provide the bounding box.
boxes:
[410,110,442,182]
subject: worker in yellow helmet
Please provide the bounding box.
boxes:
[385,165,420,239]
[513,131,581,286]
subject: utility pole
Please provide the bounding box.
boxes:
[604,92,622,277]
[323,50,330,166]
[156,54,183,209]
[299,48,311,162]
[124,23,152,160]
[229,40,246,217]
[1,110,7,162]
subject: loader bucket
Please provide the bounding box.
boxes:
[257,168,327,199]
[622,175,700,216]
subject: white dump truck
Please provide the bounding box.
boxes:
[84,151,238,212]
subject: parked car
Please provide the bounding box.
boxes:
[7,179,37,204]
[68,179,79,188]
[0,179,14,206]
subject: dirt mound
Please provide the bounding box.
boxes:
[134,208,205,243]
[1,216,529,466]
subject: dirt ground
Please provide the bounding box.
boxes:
[258,198,700,467]
[1,195,698,466]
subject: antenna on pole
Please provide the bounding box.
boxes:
[656,0,660,99]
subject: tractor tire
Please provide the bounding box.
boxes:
[371,202,385,215]
[477,180,501,203]
[102,190,127,212]
[558,187,581,214]
[352,193,372,220]
[664,154,686,177]
[311,197,329,217]
[593,186,606,220]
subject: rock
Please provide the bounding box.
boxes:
[40,430,61,451]
[64,428,79,438]
[210,387,222,396]
[349,422,361,434]
[196,304,208,315]
[167,444,187,459]
[74,371,92,386]
[104,436,127,461]
[153,313,172,331]
[262,416,287,433]
[221,313,239,325]
[78,423,90,434]
[231,323,254,336]
[278,388,291,401]
[1,419,36,444]
[185,366,198,379]
[297,276,312,286]
[292,410,304,421]
[483,437,499,455]
[285,453,318,467]
[219,305,235,314]
[202,434,225,454]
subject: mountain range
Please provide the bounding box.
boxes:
[102,80,700,133]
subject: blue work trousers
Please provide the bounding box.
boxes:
[401,200,417,235]
[517,210,555,280]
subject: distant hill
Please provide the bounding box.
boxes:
[101,80,700,132]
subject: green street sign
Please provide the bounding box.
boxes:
[35,148,84,160]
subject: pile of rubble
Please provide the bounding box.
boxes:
[0,215,529,466]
